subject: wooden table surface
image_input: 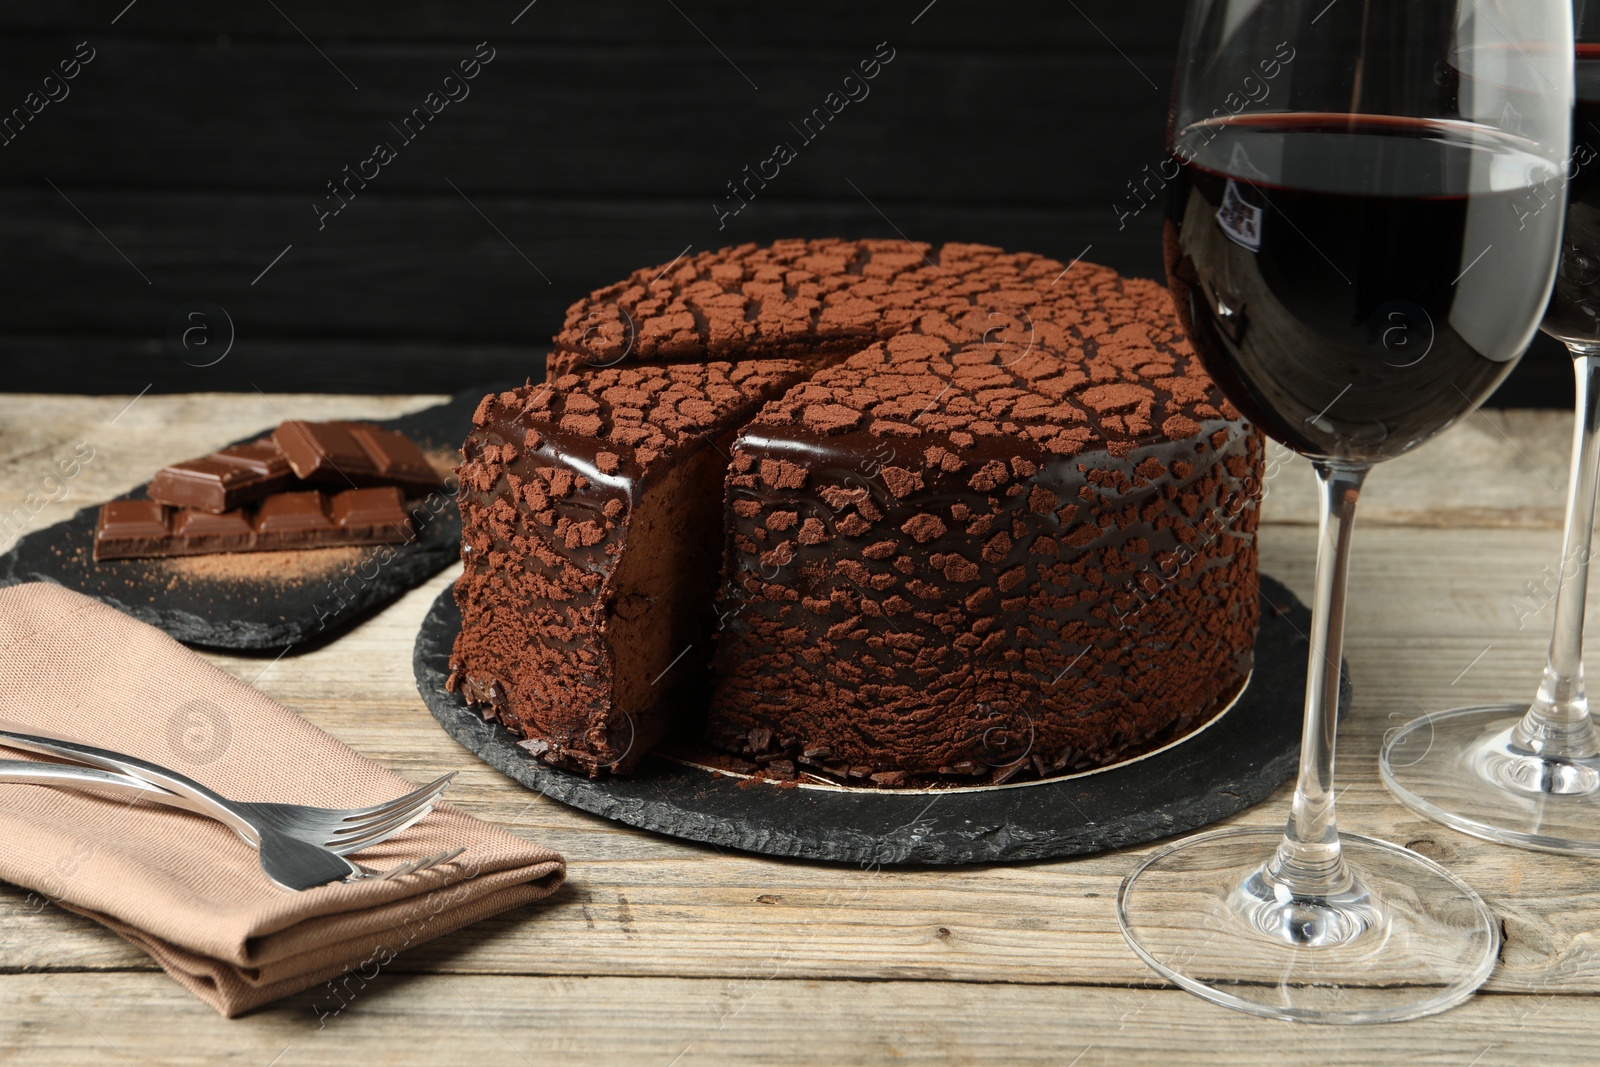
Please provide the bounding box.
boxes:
[1,393,1597,1066]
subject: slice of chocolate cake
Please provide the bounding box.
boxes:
[448,361,805,775]
[707,265,1263,784]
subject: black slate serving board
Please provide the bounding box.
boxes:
[415,575,1348,865]
[0,384,512,651]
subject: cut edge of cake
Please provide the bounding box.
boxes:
[448,361,811,775]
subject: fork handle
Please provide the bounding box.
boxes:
[0,759,258,846]
[0,725,355,891]
[0,722,260,842]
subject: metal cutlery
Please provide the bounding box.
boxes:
[0,721,462,891]
[0,759,449,856]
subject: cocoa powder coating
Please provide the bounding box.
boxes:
[455,240,1264,783]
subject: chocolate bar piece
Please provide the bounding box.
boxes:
[273,421,443,493]
[146,439,295,513]
[147,422,442,514]
[93,487,413,562]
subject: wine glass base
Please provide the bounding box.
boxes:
[1116,827,1499,1024]
[1382,704,1600,855]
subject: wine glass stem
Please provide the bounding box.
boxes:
[1516,348,1600,758]
[1267,460,1368,896]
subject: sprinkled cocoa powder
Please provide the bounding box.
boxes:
[154,545,369,586]
[424,448,460,479]
[455,239,1265,784]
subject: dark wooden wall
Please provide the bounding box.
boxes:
[0,1,1570,405]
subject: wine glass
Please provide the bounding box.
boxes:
[1381,4,1600,856]
[1117,0,1572,1023]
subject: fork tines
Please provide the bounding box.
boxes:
[352,846,468,882]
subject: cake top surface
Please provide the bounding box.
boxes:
[554,239,1234,457]
[470,360,803,470]
[556,239,1057,364]
[743,318,1223,460]
[460,361,805,557]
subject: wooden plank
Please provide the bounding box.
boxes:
[0,0,1184,51]
[0,973,1596,1066]
[1489,333,1579,410]
[0,192,1164,361]
[0,3,1577,406]
[0,41,1172,202]
[1,397,1598,1008]
[0,335,539,397]
[1256,408,1577,529]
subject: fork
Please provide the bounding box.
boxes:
[0,758,447,856]
[232,773,456,853]
[0,723,460,890]
[0,722,454,853]
[0,758,465,883]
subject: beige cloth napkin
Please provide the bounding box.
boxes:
[0,581,565,1016]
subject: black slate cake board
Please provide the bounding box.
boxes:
[414,575,1348,865]
[0,383,516,651]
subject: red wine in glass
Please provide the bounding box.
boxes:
[1543,45,1600,345]
[1165,113,1562,462]
[1381,40,1600,857]
[1124,0,1570,1026]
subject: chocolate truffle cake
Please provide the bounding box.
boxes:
[451,239,1264,783]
